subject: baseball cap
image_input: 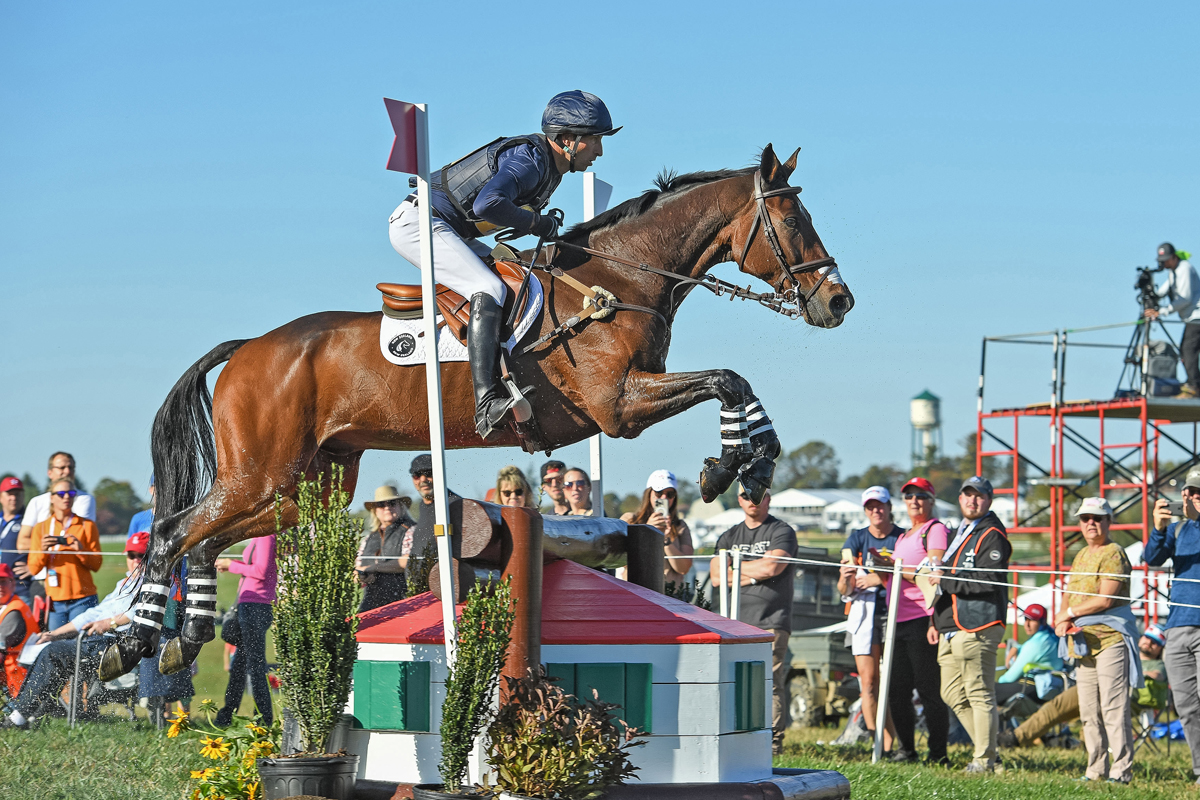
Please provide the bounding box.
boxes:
[409,454,432,475]
[1076,496,1114,518]
[862,486,891,506]
[1143,624,1167,647]
[540,460,566,482]
[960,476,994,497]
[1158,242,1177,263]
[1184,467,1200,491]
[901,477,935,497]
[126,530,150,555]
[0,564,14,580]
[0,477,23,493]
[1022,603,1047,622]
[646,469,678,492]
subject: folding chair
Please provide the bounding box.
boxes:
[1132,679,1170,755]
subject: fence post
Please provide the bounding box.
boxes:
[718,549,730,618]
[731,549,743,620]
[873,558,903,764]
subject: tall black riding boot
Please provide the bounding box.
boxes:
[469,293,523,440]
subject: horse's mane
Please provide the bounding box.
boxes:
[564,167,754,240]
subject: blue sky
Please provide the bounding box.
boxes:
[3,2,1199,505]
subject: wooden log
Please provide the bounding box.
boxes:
[426,557,476,603]
[499,506,542,699]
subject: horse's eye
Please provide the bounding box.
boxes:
[783,217,799,229]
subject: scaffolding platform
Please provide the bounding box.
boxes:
[995,396,1200,422]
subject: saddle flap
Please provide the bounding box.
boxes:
[376,260,535,346]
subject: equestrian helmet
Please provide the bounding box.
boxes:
[541,91,622,137]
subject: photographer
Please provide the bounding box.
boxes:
[1146,242,1200,397]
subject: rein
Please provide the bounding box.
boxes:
[513,169,839,354]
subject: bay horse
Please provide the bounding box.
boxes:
[99,144,854,680]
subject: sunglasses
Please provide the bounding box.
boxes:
[564,480,589,490]
[51,490,78,499]
[739,492,752,501]
[653,490,677,500]
[412,470,433,479]
[125,553,145,560]
[501,489,525,497]
[903,492,933,501]
[1079,514,1109,523]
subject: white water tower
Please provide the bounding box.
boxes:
[911,390,942,468]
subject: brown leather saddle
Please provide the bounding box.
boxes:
[377,253,536,346]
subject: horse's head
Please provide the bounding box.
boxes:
[731,145,854,328]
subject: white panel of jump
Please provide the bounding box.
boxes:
[350,727,490,785]
[540,641,771,684]
[650,678,771,736]
[357,642,450,682]
[630,730,773,783]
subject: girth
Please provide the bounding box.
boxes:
[377,258,534,346]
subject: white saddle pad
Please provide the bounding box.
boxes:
[379,276,543,367]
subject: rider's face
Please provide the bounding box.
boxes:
[570,135,604,170]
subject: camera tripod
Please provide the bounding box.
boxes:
[1115,302,1180,398]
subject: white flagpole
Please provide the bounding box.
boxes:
[413,103,457,664]
[583,172,612,518]
[873,559,903,763]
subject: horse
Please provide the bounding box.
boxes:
[99,144,855,680]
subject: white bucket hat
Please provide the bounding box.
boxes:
[647,469,678,492]
[1075,496,1113,518]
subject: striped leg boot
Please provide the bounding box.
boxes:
[160,571,218,675]
[98,583,169,681]
[738,395,780,504]
[700,403,753,502]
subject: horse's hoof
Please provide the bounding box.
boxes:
[158,637,201,675]
[98,638,148,682]
[700,456,738,503]
[738,456,776,505]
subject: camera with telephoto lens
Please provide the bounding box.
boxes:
[1136,265,1165,312]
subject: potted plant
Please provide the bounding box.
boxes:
[485,669,644,800]
[257,468,363,800]
[414,577,516,800]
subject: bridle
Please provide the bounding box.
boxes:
[736,170,838,316]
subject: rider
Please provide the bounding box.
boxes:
[388,91,620,440]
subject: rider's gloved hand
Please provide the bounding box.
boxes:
[530,212,560,240]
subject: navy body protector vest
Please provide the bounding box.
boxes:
[434,134,561,227]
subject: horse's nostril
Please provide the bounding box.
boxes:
[830,294,851,315]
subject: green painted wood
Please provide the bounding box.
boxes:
[624,662,653,733]
[577,663,626,715]
[748,660,766,730]
[546,663,576,696]
[352,660,431,731]
[734,661,767,731]
[403,661,431,731]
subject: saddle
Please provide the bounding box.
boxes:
[377,245,535,346]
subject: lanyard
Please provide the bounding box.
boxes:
[50,515,74,542]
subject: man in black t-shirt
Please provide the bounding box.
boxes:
[710,488,798,754]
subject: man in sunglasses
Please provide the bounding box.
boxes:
[709,486,798,755]
[26,480,102,631]
[2,532,146,729]
[1147,466,1200,784]
[539,461,570,515]
[404,454,462,575]
[15,453,96,603]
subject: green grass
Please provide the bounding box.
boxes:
[779,724,1197,799]
[93,541,274,714]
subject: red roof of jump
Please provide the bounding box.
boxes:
[356,559,774,645]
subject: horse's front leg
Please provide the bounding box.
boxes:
[601,368,781,503]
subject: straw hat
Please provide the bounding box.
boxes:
[364,485,412,510]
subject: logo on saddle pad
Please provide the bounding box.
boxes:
[389,333,416,358]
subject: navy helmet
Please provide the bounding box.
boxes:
[541,91,621,137]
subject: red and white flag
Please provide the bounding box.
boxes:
[384,98,427,175]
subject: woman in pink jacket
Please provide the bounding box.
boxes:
[214,533,277,726]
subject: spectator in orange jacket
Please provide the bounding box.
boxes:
[0,564,36,699]
[26,479,101,630]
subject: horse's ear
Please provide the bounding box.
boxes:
[780,147,800,182]
[760,144,783,183]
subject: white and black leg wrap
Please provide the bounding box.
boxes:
[720,403,752,455]
[133,583,171,631]
[745,397,779,457]
[185,576,219,619]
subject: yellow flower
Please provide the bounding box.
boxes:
[246,722,268,737]
[199,736,231,760]
[245,781,261,799]
[190,767,215,780]
[168,710,190,738]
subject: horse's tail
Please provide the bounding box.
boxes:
[150,339,251,536]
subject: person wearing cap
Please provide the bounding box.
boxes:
[0,563,36,700]
[562,468,594,516]
[1148,469,1200,784]
[1146,242,1200,396]
[929,475,1011,773]
[3,532,145,729]
[998,604,1063,683]
[404,455,463,575]
[873,477,950,763]
[0,477,29,604]
[388,91,620,441]
[621,470,695,586]
[26,479,102,631]
[1055,496,1137,784]
[711,487,797,754]
[539,460,570,515]
[357,485,416,612]
[836,486,902,753]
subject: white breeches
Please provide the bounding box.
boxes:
[388,200,506,305]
